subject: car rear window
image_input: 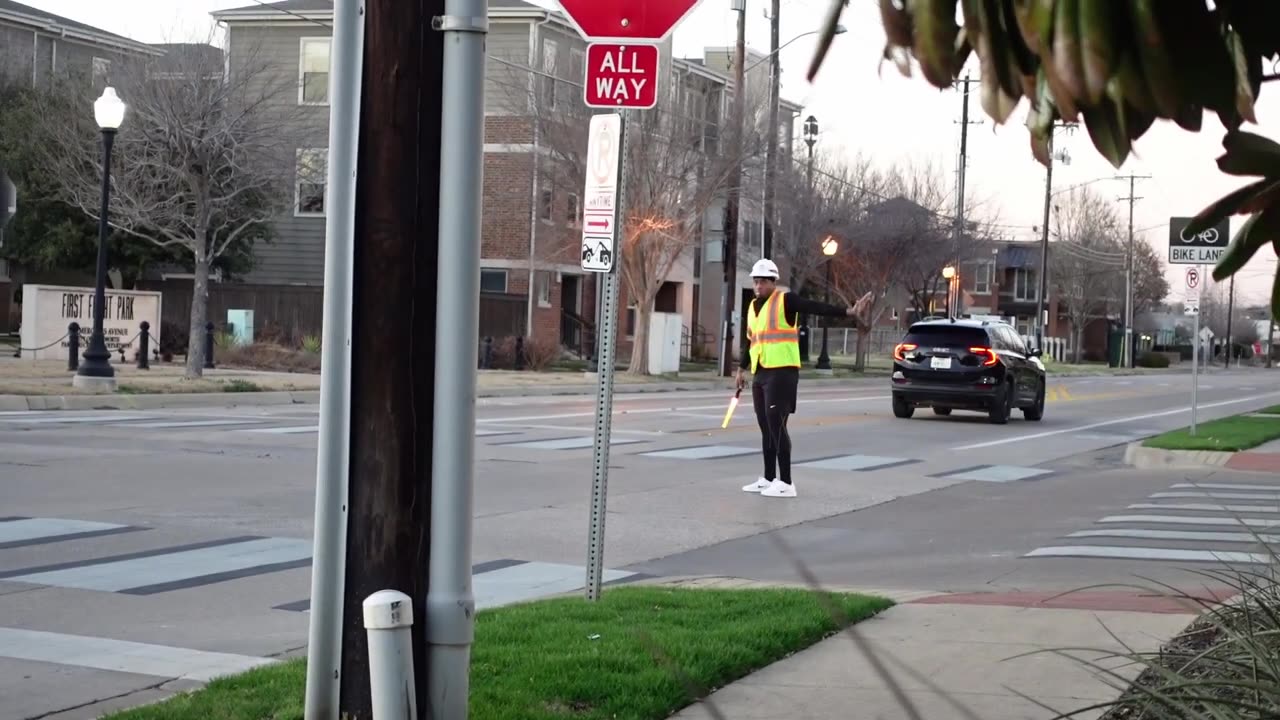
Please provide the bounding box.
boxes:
[903,326,990,348]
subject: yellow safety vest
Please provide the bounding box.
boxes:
[746,290,800,373]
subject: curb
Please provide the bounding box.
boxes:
[1124,441,1234,470]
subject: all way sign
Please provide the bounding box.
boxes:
[584,43,659,109]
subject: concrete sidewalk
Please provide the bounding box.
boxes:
[669,587,1198,720]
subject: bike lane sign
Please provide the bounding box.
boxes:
[1168,216,1230,265]
[581,113,623,273]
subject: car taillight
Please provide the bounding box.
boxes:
[893,343,917,361]
[969,347,999,366]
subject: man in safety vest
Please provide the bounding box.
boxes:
[735,258,873,498]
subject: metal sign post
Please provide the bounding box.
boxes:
[580,113,626,601]
[1191,274,1200,436]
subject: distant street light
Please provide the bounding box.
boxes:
[941,265,958,319]
[816,236,838,372]
[74,87,126,391]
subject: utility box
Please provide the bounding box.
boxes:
[647,312,681,375]
[226,309,254,346]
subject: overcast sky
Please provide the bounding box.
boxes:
[24,0,1280,310]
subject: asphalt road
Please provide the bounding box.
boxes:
[2,368,1278,719]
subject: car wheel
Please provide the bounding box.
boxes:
[932,407,952,416]
[988,381,1013,425]
[1023,380,1045,421]
[892,394,914,419]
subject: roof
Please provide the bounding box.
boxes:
[213,0,540,16]
[0,0,157,53]
[909,318,1007,330]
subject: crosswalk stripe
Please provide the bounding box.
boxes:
[0,627,275,681]
[0,414,153,424]
[1128,502,1280,514]
[1068,528,1280,545]
[1099,514,1280,528]
[1152,491,1280,501]
[241,425,319,434]
[0,518,132,546]
[1025,545,1272,564]
[2,537,311,594]
[1172,483,1280,492]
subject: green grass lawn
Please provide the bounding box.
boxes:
[1260,405,1280,415]
[103,587,892,720]
[1144,413,1280,452]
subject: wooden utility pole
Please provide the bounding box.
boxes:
[339,0,443,715]
[719,1,747,377]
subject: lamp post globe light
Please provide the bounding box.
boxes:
[941,265,957,319]
[74,86,126,391]
[815,235,838,373]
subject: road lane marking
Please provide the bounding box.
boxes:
[933,464,1053,482]
[0,518,139,548]
[1128,502,1280,514]
[1068,528,1280,544]
[241,425,320,434]
[0,627,275,681]
[951,392,1280,450]
[641,445,757,460]
[480,423,666,436]
[0,414,154,424]
[1172,482,1280,492]
[0,537,312,594]
[476,395,890,424]
[117,419,266,429]
[498,436,648,450]
[796,454,916,471]
[1152,491,1280,501]
[1024,545,1271,564]
[1098,515,1280,528]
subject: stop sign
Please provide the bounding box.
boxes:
[557,0,705,42]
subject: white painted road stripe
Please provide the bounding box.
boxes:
[118,419,264,429]
[1099,514,1280,528]
[476,395,890,424]
[242,425,320,434]
[1172,482,1280,492]
[0,627,275,681]
[1068,528,1280,544]
[0,414,153,425]
[1025,545,1272,564]
[0,518,126,545]
[951,392,1280,450]
[6,537,312,592]
[1128,503,1280,514]
[1152,491,1280,501]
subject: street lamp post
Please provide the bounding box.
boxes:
[800,115,818,365]
[74,86,125,392]
[942,265,957,319]
[815,235,837,374]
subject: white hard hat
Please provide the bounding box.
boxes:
[750,258,780,279]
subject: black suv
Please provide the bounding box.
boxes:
[890,319,1046,424]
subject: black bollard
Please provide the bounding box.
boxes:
[137,321,151,370]
[204,321,216,369]
[514,335,525,371]
[67,322,80,371]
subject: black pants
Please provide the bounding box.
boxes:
[752,367,799,484]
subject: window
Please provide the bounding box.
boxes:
[299,38,331,104]
[973,262,993,294]
[92,57,110,88]
[541,39,558,109]
[296,148,328,216]
[566,193,579,225]
[743,220,761,249]
[480,269,507,293]
[1013,268,1037,301]
[535,271,551,307]
[1003,327,1028,355]
[539,188,553,221]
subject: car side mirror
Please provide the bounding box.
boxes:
[1028,348,1043,358]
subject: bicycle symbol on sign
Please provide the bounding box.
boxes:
[1179,226,1220,244]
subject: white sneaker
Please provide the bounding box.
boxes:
[742,477,771,493]
[761,479,797,498]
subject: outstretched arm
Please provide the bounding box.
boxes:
[786,292,875,327]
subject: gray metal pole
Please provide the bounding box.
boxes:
[762,0,780,259]
[1123,177,1133,368]
[586,112,629,601]
[719,2,746,378]
[1192,288,1200,436]
[303,0,363,716]
[425,0,487,716]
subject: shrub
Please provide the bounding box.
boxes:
[489,337,517,369]
[522,335,561,371]
[301,334,322,354]
[218,342,321,373]
[1137,351,1170,368]
[159,320,189,358]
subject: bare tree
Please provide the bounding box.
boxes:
[35,37,311,378]
[1050,188,1126,362]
